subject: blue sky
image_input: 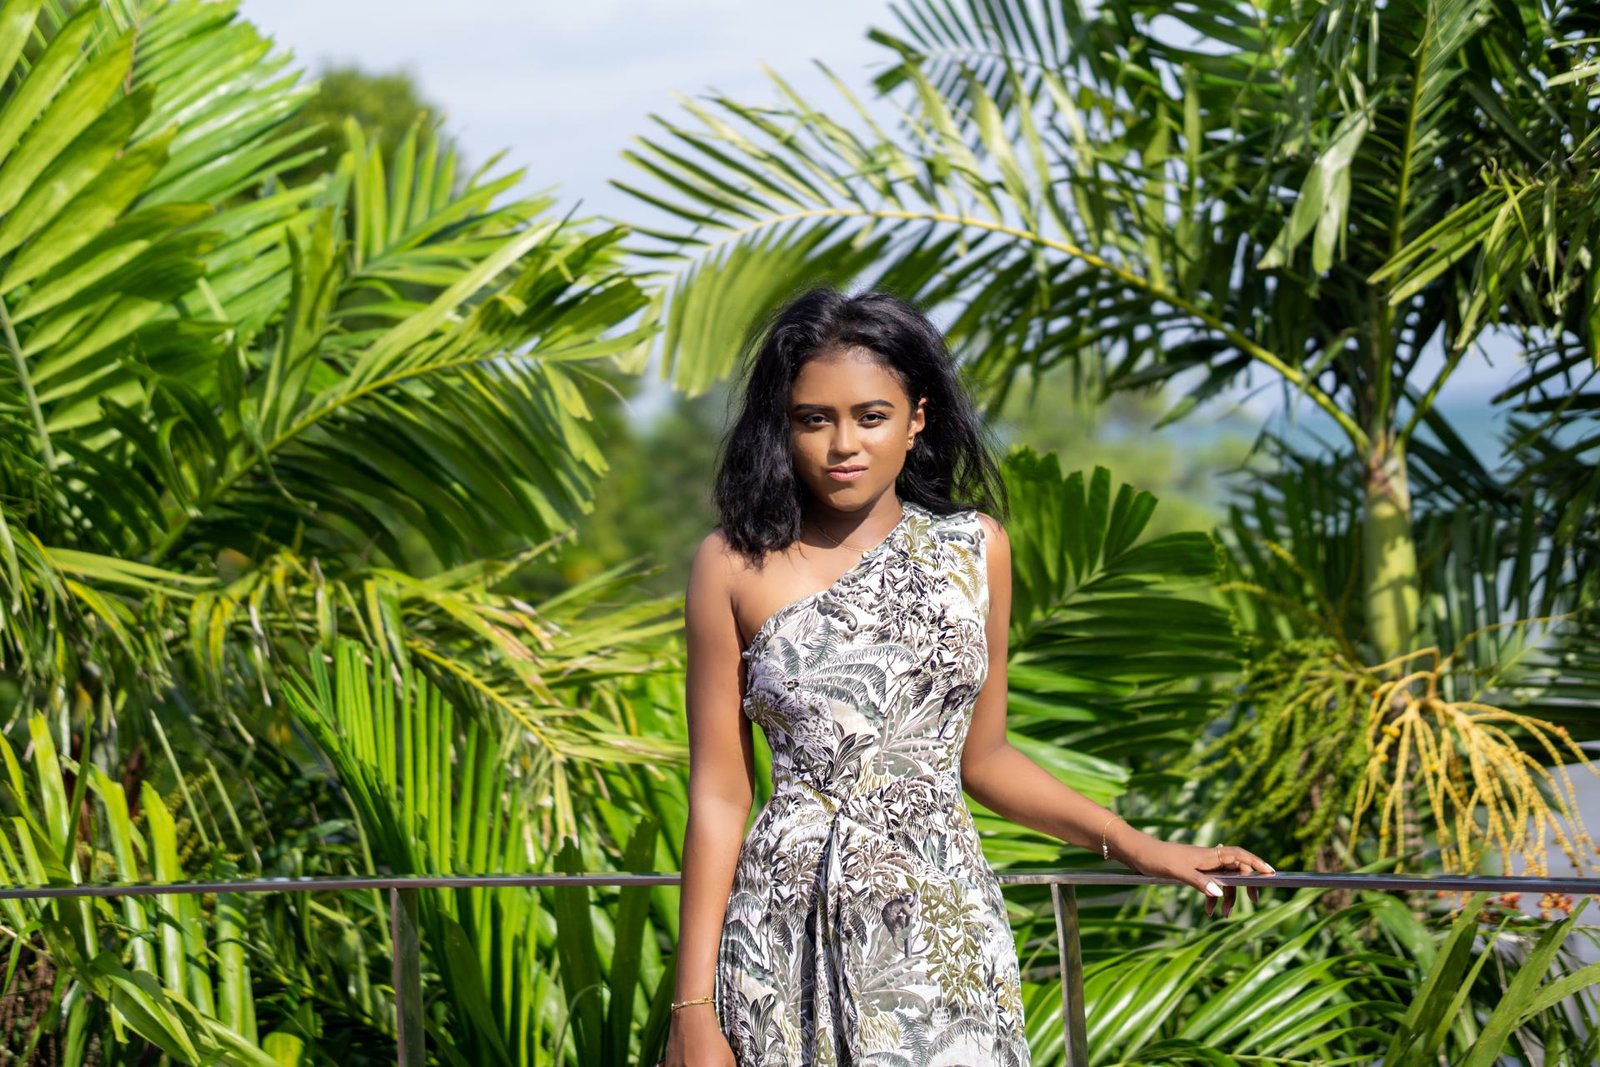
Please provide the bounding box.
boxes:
[238,1,900,224]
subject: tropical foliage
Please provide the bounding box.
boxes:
[1022,887,1600,1065]
[612,0,1600,881]
[0,0,675,1059]
[0,0,1597,1062]
[0,0,677,835]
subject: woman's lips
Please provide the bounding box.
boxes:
[827,468,866,481]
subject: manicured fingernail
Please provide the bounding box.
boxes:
[1206,881,1222,896]
[1266,864,1276,873]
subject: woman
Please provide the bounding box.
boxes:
[663,287,1276,1066]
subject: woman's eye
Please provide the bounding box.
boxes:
[801,413,887,426]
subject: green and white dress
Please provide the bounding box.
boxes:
[716,499,1031,1066]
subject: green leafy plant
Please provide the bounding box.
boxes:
[0,715,303,1064]
[284,638,680,1066]
[1382,892,1600,1067]
[1018,885,1600,1065]
[548,828,675,1067]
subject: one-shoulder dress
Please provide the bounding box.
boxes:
[715,499,1031,1066]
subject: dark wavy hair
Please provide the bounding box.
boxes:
[713,285,1009,564]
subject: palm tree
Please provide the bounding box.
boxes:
[0,0,676,1057]
[0,0,676,840]
[609,0,1600,880]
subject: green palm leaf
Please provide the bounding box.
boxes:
[996,448,1237,781]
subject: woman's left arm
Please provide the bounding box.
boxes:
[958,513,1277,916]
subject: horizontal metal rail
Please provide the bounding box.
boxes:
[2,869,1592,1066]
[3,868,1598,898]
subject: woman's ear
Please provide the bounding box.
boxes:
[911,396,928,440]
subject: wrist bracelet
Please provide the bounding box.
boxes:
[671,995,715,1012]
[1100,814,1122,861]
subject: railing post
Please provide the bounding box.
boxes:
[1051,881,1088,1067]
[391,886,424,1066]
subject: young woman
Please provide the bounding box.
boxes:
[662,288,1277,1066]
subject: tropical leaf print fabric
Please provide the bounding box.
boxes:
[716,499,1030,1066]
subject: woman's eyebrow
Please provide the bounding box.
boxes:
[791,399,896,412]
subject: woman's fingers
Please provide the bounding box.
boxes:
[1199,874,1222,916]
[1238,850,1274,907]
[1229,857,1251,914]
[1203,851,1273,921]
[1192,847,1281,918]
[1240,850,1277,876]
[1205,847,1277,874]
[1235,857,1260,908]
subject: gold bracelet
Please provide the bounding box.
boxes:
[1100,814,1122,861]
[671,995,715,1012]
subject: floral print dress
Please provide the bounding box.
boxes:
[716,499,1031,1066]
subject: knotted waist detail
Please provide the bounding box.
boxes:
[764,769,965,836]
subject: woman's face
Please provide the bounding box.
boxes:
[787,347,925,511]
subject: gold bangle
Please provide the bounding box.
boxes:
[671,995,715,1012]
[1100,814,1122,861]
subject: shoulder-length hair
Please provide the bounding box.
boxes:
[713,285,1009,564]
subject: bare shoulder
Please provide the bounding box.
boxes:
[684,529,749,644]
[688,526,769,602]
[689,527,744,585]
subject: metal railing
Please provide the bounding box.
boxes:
[1,869,1594,1066]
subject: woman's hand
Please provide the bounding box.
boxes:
[1128,840,1277,917]
[660,1003,736,1066]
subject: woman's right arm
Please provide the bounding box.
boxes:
[663,532,755,1066]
